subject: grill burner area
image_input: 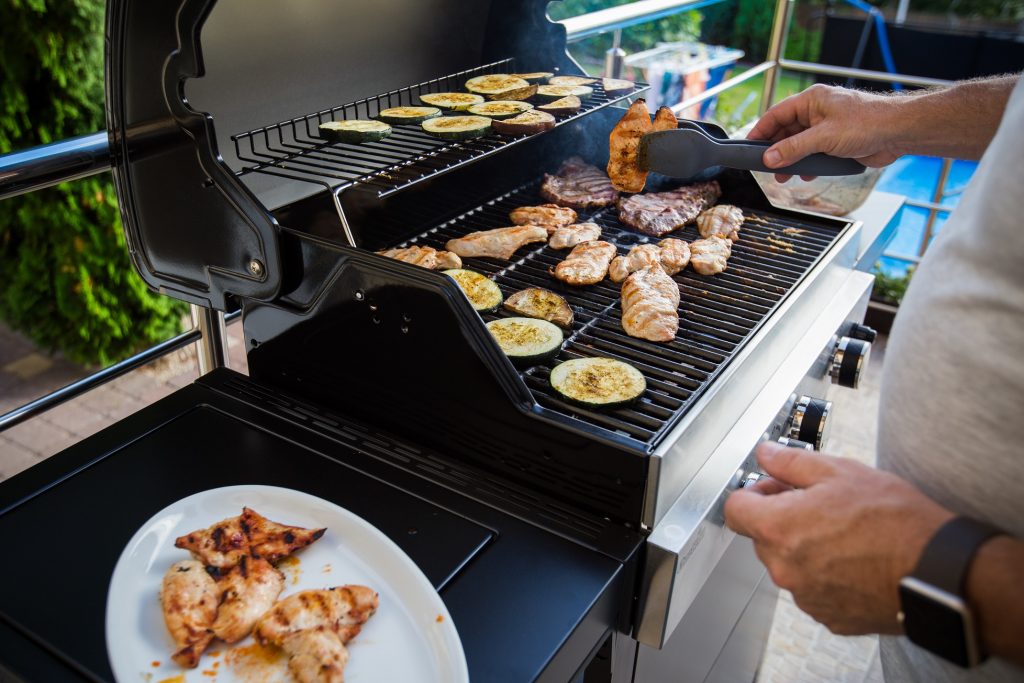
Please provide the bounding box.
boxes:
[380,181,845,449]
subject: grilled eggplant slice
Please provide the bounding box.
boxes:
[465,74,530,95]
[486,317,564,366]
[548,75,598,87]
[467,100,534,119]
[538,95,582,116]
[491,110,556,136]
[512,72,555,83]
[443,269,503,312]
[419,92,485,111]
[550,357,646,408]
[536,84,594,101]
[602,78,635,96]
[486,83,538,101]
[503,288,573,328]
[376,106,442,124]
[421,116,492,141]
[318,120,392,144]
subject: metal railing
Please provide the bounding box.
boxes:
[0,0,967,435]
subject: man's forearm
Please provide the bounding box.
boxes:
[966,535,1024,665]
[887,74,1019,160]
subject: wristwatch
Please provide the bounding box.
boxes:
[897,516,1004,668]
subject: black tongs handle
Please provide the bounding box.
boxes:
[713,137,865,176]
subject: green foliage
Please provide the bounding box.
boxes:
[0,0,185,366]
[872,265,915,305]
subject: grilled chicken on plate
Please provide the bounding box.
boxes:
[509,204,577,232]
[696,204,744,241]
[621,265,681,342]
[281,628,350,683]
[549,222,601,250]
[160,560,219,668]
[689,236,732,275]
[446,225,548,260]
[211,555,285,644]
[174,513,251,569]
[377,245,462,270]
[553,240,617,285]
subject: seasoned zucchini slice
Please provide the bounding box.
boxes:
[503,288,574,328]
[318,119,392,144]
[537,95,582,116]
[376,106,442,125]
[550,357,646,408]
[443,269,503,312]
[421,116,492,141]
[548,75,598,87]
[465,74,531,95]
[486,317,564,366]
[419,92,485,110]
[602,78,635,96]
[536,84,594,101]
[491,110,556,136]
[467,100,534,119]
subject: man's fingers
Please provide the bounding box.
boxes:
[756,441,838,488]
[764,127,829,168]
[723,489,766,537]
[747,476,792,496]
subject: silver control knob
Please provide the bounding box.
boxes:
[778,436,815,451]
[739,472,766,488]
[788,395,832,451]
[830,336,872,389]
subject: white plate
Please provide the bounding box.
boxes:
[106,485,468,683]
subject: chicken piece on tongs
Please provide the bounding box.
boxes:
[211,555,285,644]
[509,204,577,233]
[445,225,548,260]
[548,222,601,250]
[621,265,681,342]
[377,245,462,270]
[696,204,744,241]
[160,560,219,668]
[553,240,617,286]
[689,236,732,276]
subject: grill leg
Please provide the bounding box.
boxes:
[190,304,228,374]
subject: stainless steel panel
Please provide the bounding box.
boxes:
[704,571,780,683]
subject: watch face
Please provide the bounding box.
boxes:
[899,578,979,668]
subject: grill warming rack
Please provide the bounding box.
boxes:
[376,181,845,451]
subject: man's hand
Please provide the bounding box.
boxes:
[724,441,953,635]
[747,84,905,181]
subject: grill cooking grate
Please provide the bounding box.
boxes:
[230,59,646,199]
[383,181,847,450]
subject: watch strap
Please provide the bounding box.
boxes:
[911,516,1005,594]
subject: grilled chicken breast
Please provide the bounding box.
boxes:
[377,245,462,270]
[242,507,326,563]
[657,238,691,275]
[609,244,661,283]
[696,204,744,241]
[553,240,617,286]
[621,265,680,342]
[445,225,548,260]
[256,585,379,647]
[175,514,251,569]
[689,236,732,275]
[211,556,285,644]
[509,204,577,232]
[607,101,677,193]
[281,628,349,683]
[549,222,601,250]
[160,560,219,668]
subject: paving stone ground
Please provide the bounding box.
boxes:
[0,321,888,681]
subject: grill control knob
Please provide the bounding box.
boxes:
[788,396,832,451]
[739,472,766,489]
[830,336,871,389]
[777,436,815,451]
[848,323,877,343]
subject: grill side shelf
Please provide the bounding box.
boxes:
[229,58,648,200]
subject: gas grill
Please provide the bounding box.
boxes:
[0,0,883,681]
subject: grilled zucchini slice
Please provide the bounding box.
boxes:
[602,78,635,96]
[536,84,594,101]
[376,106,442,125]
[467,100,534,119]
[419,92,485,111]
[491,110,556,136]
[318,120,392,144]
[443,269,503,312]
[421,116,492,141]
[503,288,574,328]
[548,75,598,87]
[465,74,530,95]
[512,72,555,83]
[550,357,646,408]
[486,317,564,366]
[537,95,582,116]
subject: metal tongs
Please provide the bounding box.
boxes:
[638,125,866,179]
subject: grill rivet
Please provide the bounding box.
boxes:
[247,259,264,277]
[371,314,381,325]
[400,325,410,334]
[355,290,364,301]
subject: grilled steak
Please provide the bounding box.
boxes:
[617,181,721,237]
[540,156,620,210]
[696,204,744,241]
[621,265,680,342]
[553,240,617,286]
[549,222,601,250]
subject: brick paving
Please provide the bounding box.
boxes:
[0,320,887,681]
